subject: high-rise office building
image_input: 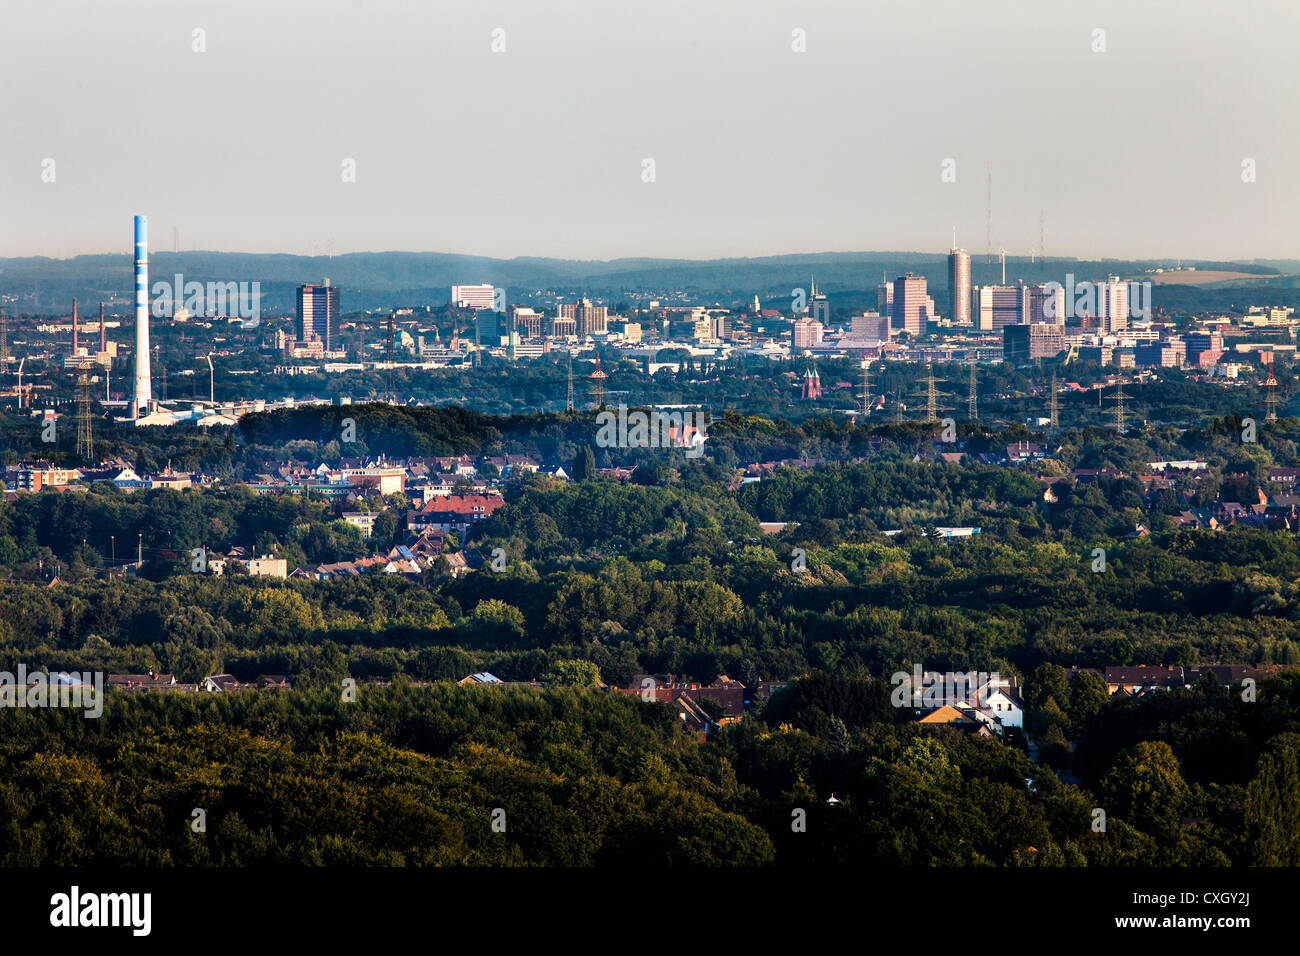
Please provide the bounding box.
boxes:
[451,284,497,310]
[948,247,971,325]
[298,281,340,351]
[510,306,543,338]
[850,312,891,341]
[1003,323,1066,363]
[1100,276,1129,332]
[974,282,1063,330]
[1135,340,1186,368]
[475,310,506,346]
[1184,331,1224,366]
[792,316,824,350]
[1027,284,1066,326]
[559,298,609,336]
[876,281,894,316]
[973,284,1028,332]
[891,273,930,336]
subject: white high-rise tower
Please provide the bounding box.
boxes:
[133,215,152,417]
[948,232,971,326]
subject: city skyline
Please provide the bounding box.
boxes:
[1,0,1296,262]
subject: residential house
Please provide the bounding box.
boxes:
[917,705,995,737]
[1006,442,1046,464]
[407,494,504,535]
[341,512,379,537]
[245,554,288,579]
[201,674,245,692]
[109,672,179,692]
[458,672,503,685]
[1104,665,1186,695]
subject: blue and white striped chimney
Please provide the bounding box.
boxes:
[133,215,151,417]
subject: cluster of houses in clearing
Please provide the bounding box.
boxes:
[909,663,1295,740]
[289,535,483,580]
[727,443,1300,539]
[456,672,788,739]
[246,454,571,502]
[912,674,1026,739]
[101,669,787,737]
[97,662,1298,745]
[107,671,294,694]
[1065,663,1292,696]
[609,674,788,738]
[2,460,213,495]
[1030,461,1300,533]
[188,532,485,582]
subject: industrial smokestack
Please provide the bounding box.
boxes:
[72,298,78,356]
[133,215,151,417]
[99,302,105,354]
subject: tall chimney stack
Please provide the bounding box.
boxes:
[133,215,152,417]
[99,302,106,354]
[72,298,78,356]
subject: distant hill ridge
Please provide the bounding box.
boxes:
[0,250,1293,313]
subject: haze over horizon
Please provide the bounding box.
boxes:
[2,247,1294,268]
[2,0,1296,262]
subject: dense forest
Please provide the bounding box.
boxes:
[2,672,1296,866]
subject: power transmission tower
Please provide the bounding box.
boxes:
[386,313,395,403]
[967,361,978,421]
[1265,353,1279,421]
[1110,379,1126,432]
[0,309,7,364]
[926,363,939,422]
[1049,370,1059,427]
[565,352,575,411]
[76,362,94,459]
[589,353,608,409]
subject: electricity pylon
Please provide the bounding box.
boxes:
[967,361,978,421]
[1265,353,1279,421]
[1049,370,1059,428]
[76,361,94,459]
[1109,379,1126,432]
[565,353,575,412]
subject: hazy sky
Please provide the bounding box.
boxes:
[2,0,1296,262]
